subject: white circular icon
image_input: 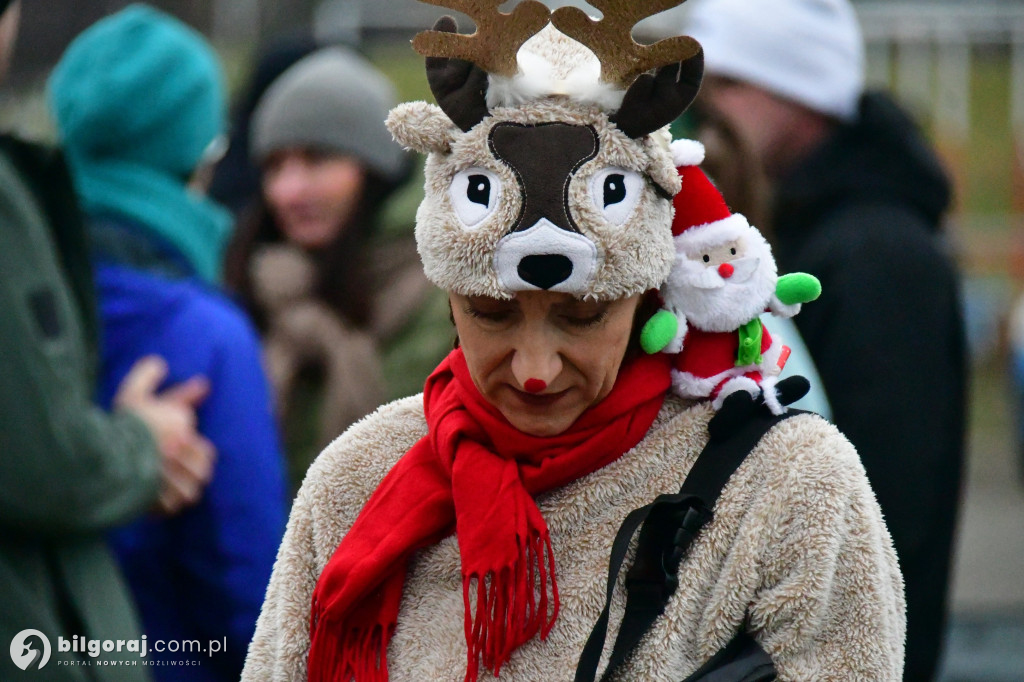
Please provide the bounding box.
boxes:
[10,629,51,671]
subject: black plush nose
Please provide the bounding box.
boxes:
[517,255,574,290]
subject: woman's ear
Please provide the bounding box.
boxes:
[387,101,459,154]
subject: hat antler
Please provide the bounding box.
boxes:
[551,0,703,138]
[412,0,550,78]
[550,0,702,88]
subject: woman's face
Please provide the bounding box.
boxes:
[262,148,365,250]
[450,290,640,437]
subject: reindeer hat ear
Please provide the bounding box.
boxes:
[387,101,458,154]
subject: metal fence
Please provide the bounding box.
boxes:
[858,2,1024,143]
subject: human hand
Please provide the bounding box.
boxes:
[114,356,216,515]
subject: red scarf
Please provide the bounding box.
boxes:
[308,349,671,681]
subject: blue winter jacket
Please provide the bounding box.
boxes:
[92,221,286,681]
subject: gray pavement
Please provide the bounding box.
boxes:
[937,360,1024,681]
[940,612,1024,682]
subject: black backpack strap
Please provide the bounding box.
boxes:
[575,378,810,682]
[680,630,776,682]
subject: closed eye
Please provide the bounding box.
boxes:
[562,311,607,328]
[555,301,609,329]
[463,302,516,324]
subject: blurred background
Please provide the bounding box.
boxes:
[4,1,1022,679]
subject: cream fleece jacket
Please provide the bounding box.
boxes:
[243,394,905,681]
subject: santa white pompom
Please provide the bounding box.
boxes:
[641,140,821,414]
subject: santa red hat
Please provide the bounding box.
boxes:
[669,139,753,254]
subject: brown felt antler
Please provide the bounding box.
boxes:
[550,0,702,87]
[412,0,550,78]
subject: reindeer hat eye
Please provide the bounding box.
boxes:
[589,167,644,226]
[450,167,502,229]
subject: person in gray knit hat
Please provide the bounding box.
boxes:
[225,47,430,493]
[250,47,407,184]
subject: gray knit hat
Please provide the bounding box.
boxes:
[250,47,407,181]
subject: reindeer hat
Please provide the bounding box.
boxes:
[387,0,704,301]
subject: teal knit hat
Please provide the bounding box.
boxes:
[48,4,232,283]
[48,4,225,177]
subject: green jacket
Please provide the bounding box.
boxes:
[0,136,159,680]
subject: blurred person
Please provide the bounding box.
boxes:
[0,0,215,677]
[48,5,286,679]
[223,48,427,491]
[209,33,318,217]
[686,0,967,678]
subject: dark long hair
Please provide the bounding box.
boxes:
[223,167,402,331]
[690,101,773,239]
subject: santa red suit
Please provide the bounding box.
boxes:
[671,322,786,403]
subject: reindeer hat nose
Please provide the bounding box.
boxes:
[518,255,574,289]
[493,219,598,295]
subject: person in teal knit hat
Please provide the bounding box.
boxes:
[50,2,230,282]
[48,5,287,680]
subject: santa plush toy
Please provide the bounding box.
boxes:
[641,140,820,414]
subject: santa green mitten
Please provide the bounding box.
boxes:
[770,272,821,317]
[641,308,687,354]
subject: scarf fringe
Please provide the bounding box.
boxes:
[309,600,392,682]
[462,531,559,682]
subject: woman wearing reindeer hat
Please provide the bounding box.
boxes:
[243,1,904,680]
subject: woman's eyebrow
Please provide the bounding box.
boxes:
[467,295,518,309]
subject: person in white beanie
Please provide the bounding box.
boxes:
[687,0,865,177]
[685,1,966,679]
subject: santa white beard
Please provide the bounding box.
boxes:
[665,236,778,332]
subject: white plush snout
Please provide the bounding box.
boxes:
[492,219,599,295]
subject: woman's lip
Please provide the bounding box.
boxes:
[509,386,569,407]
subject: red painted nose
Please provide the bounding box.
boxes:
[718,262,735,278]
[524,378,547,393]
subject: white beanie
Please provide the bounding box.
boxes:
[685,0,865,121]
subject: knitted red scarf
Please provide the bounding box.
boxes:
[308,348,671,681]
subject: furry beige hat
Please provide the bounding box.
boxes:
[387,0,705,301]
